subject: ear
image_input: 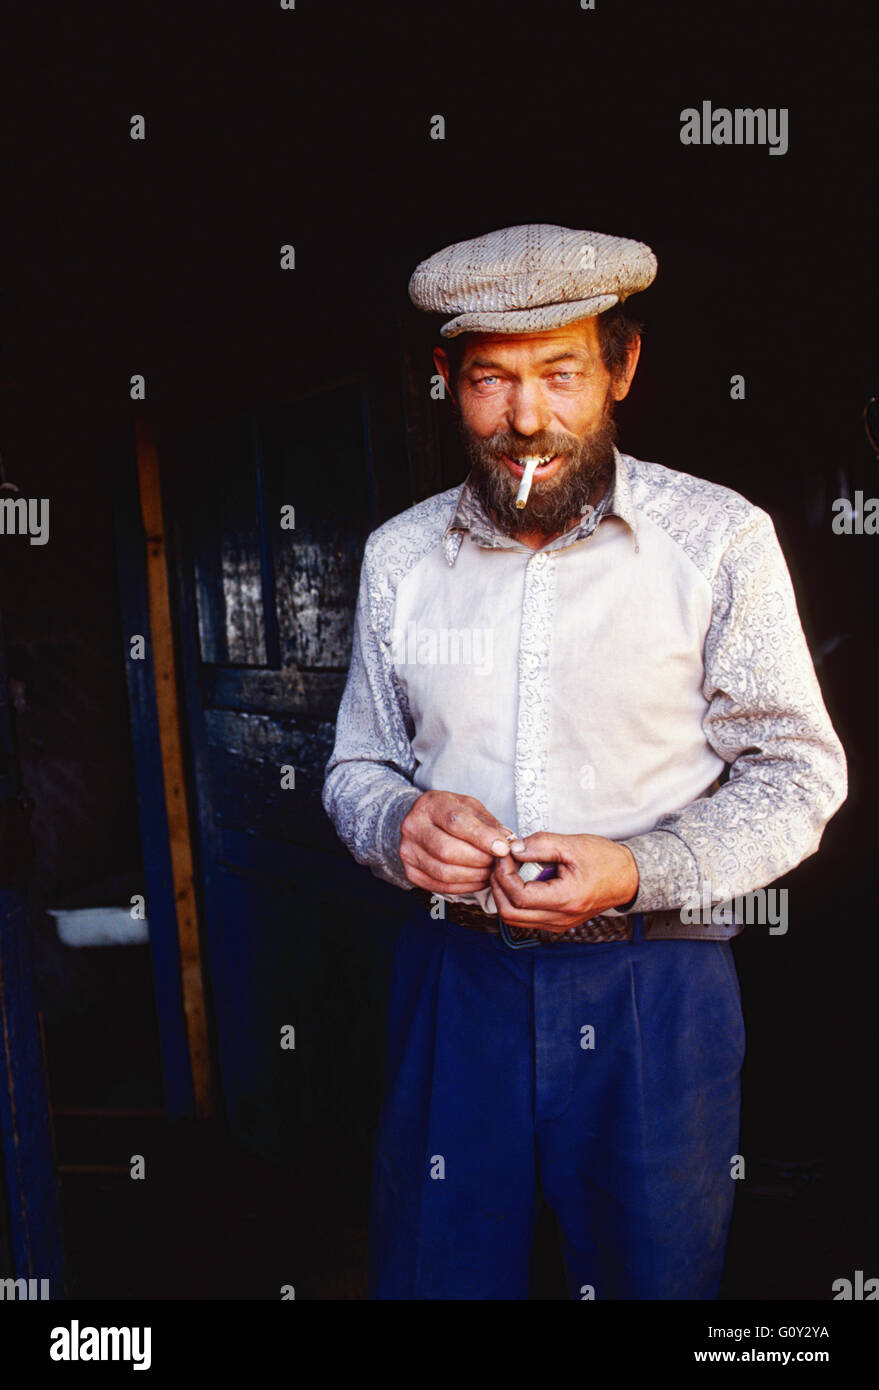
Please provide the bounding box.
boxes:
[433,345,456,403]
[610,334,641,402]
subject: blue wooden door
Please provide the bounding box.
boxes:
[162,373,419,1183]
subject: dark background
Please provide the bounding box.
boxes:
[2,0,877,1298]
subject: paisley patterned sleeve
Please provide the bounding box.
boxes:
[619,509,848,913]
[321,536,421,891]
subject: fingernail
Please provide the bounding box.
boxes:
[509,839,526,854]
[491,839,510,856]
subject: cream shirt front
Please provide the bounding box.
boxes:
[394,499,722,850]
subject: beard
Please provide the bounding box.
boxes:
[458,393,618,538]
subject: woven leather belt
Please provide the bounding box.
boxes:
[410,887,743,945]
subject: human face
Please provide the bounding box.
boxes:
[434,318,639,540]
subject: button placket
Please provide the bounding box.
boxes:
[514,552,555,838]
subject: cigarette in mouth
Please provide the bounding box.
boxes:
[515,456,542,509]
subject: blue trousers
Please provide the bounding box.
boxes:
[368,906,745,1300]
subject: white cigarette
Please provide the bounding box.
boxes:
[515,456,541,509]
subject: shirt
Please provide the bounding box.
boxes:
[322,446,847,916]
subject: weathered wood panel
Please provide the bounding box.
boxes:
[206,667,346,722]
[190,416,267,668]
[203,708,339,853]
[273,522,362,672]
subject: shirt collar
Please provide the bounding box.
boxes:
[441,445,640,567]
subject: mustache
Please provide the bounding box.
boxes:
[477,432,579,462]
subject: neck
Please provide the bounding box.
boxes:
[512,517,578,551]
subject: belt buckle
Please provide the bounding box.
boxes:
[497,917,541,950]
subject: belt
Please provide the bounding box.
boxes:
[410,887,743,946]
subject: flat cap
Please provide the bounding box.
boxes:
[408,223,657,337]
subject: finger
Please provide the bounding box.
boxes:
[490,873,572,932]
[420,823,495,869]
[491,858,573,910]
[438,802,515,857]
[508,832,569,864]
[404,840,489,883]
[405,864,492,895]
[403,843,492,891]
[491,851,529,891]
[409,861,491,893]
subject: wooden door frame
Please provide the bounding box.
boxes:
[110,429,210,1121]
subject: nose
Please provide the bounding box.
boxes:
[506,381,552,438]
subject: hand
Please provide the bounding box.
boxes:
[490,832,639,933]
[400,790,515,896]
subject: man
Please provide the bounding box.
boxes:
[322,223,847,1300]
